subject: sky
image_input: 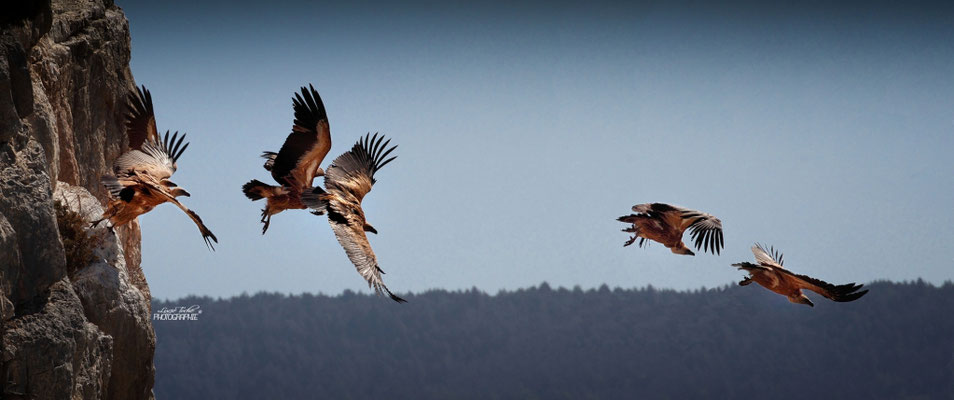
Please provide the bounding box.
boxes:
[117,0,954,300]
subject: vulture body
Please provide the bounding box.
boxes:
[617,203,724,255]
[733,244,868,307]
[242,84,330,234]
[96,86,217,250]
[302,133,404,303]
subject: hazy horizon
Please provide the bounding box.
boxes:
[118,0,954,300]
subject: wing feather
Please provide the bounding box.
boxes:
[752,243,784,267]
[113,133,180,179]
[271,84,331,187]
[324,133,397,202]
[327,206,405,302]
[125,85,158,150]
[780,269,869,302]
[676,207,723,255]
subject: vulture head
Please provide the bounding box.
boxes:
[672,242,695,256]
[161,179,190,197]
[363,223,378,234]
[790,294,814,307]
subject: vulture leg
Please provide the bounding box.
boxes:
[622,224,640,247]
[260,208,271,235]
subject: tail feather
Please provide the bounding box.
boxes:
[242,179,272,201]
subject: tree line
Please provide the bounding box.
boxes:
[153,280,954,399]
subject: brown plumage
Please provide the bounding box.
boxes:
[617,203,724,255]
[733,243,868,307]
[242,84,331,234]
[95,86,217,250]
[302,133,404,303]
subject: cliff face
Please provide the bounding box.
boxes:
[1,0,155,399]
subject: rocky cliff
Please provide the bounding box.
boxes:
[1,0,155,399]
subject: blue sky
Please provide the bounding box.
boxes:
[118,0,954,299]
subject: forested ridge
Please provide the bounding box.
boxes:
[153,281,954,399]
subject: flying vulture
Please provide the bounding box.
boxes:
[242,84,331,234]
[617,203,724,255]
[302,133,405,303]
[95,86,218,250]
[733,243,868,307]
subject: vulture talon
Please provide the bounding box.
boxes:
[623,235,638,247]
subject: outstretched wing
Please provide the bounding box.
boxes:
[323,133,397,203]
[326,203,405,302]
[780,270,869,302]
[271,84,331,188]
[113,131,187,180]
[678,209,724,255]
[751,243,784,268]
[125,85,158,150]
[113,131,186,180]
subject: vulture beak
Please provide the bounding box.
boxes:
[797,295,814,307]
[685,249,695,256]
[363,223,378,234]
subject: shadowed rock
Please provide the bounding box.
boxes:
[1,0,156,398]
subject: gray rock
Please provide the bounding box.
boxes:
[2,280,113,400]
[1,0,155,398]
[0,214,19,321]
[55,182,156,400]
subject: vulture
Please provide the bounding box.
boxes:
[95,86,218,250]
[242,84,331,234]
[733,243,868,307]
[302,133,405,303]
[617,203,724,255]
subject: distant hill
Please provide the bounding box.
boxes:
[153,281,954,399]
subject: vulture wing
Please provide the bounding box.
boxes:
[324,133,397,202]
[327,209,404,302]
[125,85,159,150]
[751,243,784,268]
[113,131,187,180]
[677,208,724,255]
[781,269,869,302]
[321,133,402,302]
[271,84,331,188]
